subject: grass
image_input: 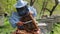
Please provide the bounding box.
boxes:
[0,17,15,34]
[53,23,60,34]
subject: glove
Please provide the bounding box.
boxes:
[17,21,24,26]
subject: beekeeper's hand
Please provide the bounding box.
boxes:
[17,21,24,26]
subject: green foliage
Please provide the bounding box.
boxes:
[53,23,60,34]
[0,17,15,34]
[0,0,16,15]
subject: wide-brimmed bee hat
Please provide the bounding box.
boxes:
[58,0,60,3]
[15,0,28,8]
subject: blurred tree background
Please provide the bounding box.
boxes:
[0,0,60,34]
[0,0,60,16]
[0,0,16,15]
